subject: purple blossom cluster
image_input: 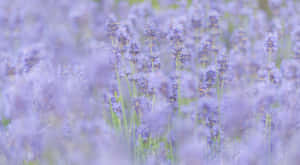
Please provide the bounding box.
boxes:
[1,0,300,164]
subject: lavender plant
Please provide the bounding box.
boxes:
[1,0,300,165]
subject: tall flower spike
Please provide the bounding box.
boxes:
[129,41,140,56]
[232,28,249,53]
[208,10,220,36]
[144,21,158,39]
[264,32,278,55]
[197,36,213,67]
[106,15,119,38]
[128,41,140,64]
[180,47,192,67]
[217,54,229,74]
[168,22,184,43]
[117,25,130,47]
[189,7,203,30]
[205,68,217,88]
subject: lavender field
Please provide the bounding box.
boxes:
[1,0,300,164]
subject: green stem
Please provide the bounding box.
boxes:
[109,98,121,129]
[176,50,182,113]
[116,67,128,133]
[131,62,138,97]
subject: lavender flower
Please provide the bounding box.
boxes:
[1,0,300,164]
[264,32,278,56]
